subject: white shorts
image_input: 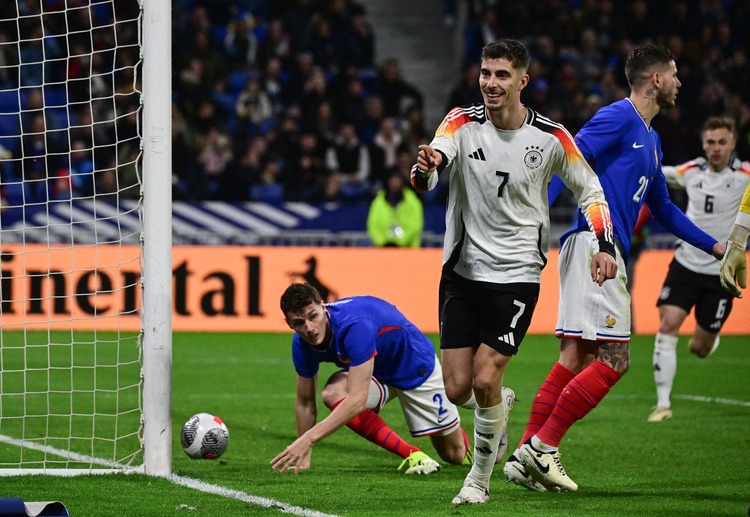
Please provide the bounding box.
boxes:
[556,232,631,342]
[367,356,461,438]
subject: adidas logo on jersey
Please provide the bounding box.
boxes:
[497,332,516,347]
[468,148,486,160]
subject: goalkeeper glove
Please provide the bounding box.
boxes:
[719,224,749,298]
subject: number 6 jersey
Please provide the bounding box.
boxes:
[663,158,750,274]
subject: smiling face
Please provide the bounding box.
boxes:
[479,57,528,113]
[285,301,330,347]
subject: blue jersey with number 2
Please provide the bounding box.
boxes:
[552,98,716,264]
[292,296,435,390]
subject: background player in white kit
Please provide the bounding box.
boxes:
[649,116,750,422]
[411,39,617,505]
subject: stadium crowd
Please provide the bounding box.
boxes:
[175,0,750,205]
[1,0,749,208]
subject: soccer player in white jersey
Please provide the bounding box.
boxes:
[649,116,750,422]
[411,39,618,504]
[721,182,750,297]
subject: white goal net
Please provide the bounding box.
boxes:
[0,0,172,475]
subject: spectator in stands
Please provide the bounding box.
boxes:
[400,104,430,157]
[371,116,405,183]
[367,169,423,248]
[284,51,316,104]
[260,56,288,114]
[311,99,338,145]
[250,159,284,203]
[219,135,265,201]
[343,3,376,70]
[171,107,203,201]
[283,129,326,202]
[22,113,52,201]
[68,139,96,198]
[223,13,258,71]
[371,58,423,118]
[358,95,385,146]
[307,16,339,73]
[256,18,291,70]
[335,74,368,131]
[324,122,370,201]
[300,67,331,131]
[37,0,749,209]
[446,62,483,112]
[177,57,211,123]
[197,124,233,199]
[235,76,275,133]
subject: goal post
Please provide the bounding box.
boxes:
[0,0,172,476]
[141,0,173,478]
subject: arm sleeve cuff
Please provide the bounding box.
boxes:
[597,238,616,259]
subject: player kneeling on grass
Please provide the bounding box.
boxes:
[270,283,473,474]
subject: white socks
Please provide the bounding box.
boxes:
[653,333,678,409]
[530,435,556,453]
[468,402,505,487]
[460,391,477,410]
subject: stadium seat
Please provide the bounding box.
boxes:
[0,90,20,114]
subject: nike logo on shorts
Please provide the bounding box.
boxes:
[632,142,644,149]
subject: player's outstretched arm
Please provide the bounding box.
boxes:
[270,360,373,473]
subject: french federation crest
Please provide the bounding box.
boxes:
[524,146,543,169]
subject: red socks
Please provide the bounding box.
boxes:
[330,399,418,459]
[536,360,621,448]
[518,361,576,447]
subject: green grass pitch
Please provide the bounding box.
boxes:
[6,331,750,516]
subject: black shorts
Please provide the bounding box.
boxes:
[438,267,539,356]
[656,259,733,332]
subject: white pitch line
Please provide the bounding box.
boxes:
[0,434,122,468]
[0,434,339,517]
[171,474,340,517]
[675,394,750,407]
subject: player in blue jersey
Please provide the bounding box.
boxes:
[507,44,727,492]
[270,282,472,474]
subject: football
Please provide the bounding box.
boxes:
[180,413,229,459]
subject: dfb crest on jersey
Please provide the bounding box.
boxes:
[524,146,543,169]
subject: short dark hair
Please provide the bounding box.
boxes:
[280,283,322,315]
[481,39,530,73]
[624,44,676,88]
[702,115,736,135]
